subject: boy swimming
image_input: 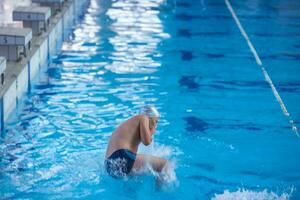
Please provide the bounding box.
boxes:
[105,105,168,178]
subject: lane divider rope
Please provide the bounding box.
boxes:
[225,0,299,137]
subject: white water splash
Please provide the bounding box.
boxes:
[212,188,293,200]
[159,161,178,184]
[137,143,179,190]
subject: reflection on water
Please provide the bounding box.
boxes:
[105,0,169,74]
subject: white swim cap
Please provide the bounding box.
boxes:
[139,105,160,118]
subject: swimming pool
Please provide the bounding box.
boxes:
[1,0,300,199]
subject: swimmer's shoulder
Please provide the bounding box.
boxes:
[118,115,142,128]
[128,115,144,122]
[124,115,146,129]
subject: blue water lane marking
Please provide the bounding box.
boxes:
[224,0,299,137]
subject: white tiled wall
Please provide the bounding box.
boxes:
[39,38,48,67]
[16,64,28,99]
[3,80,17,121]
[30,49,40,81]
[49,28,56,56]
[56,18,63,52]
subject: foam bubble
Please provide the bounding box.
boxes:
[212,188,293,200]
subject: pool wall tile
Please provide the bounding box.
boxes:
[39,39,48,67]
[16,64,28,100]
[3,80,17,121]
[49,27,57,56]
[63,1,74,40]
[56,19,63,52]
[30,49,40,81]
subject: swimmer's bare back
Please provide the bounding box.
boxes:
[105,115,156,159]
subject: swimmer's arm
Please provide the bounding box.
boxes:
[139,115,152,146]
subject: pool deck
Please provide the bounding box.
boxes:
[0,0,90,131]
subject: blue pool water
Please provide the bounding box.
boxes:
[1,0,300,199]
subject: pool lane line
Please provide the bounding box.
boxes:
[224,0,299,137]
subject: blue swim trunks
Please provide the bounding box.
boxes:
[105,149,136,178]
